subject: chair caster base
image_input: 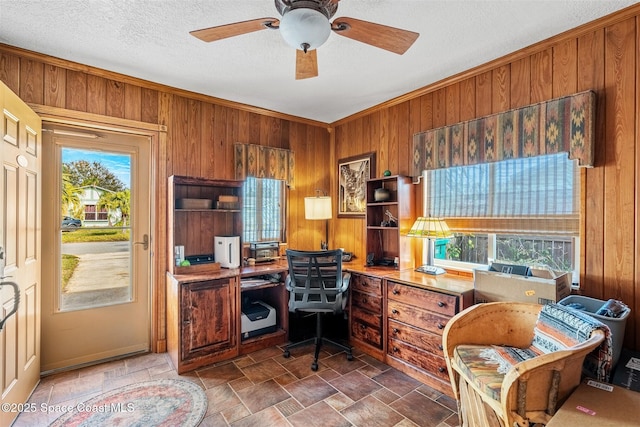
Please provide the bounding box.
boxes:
[283,350,291,358]
[311,362,318,371]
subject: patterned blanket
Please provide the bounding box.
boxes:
[480,303,612,382]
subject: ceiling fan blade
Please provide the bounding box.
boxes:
[331,17,419,55]
[296,49,318,80]
[190,18,279,42]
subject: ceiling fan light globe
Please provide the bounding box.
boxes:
[280,8,331,51]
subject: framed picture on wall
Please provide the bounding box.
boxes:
[338,152,375,217]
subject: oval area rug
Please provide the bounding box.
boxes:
[50,379,207,427]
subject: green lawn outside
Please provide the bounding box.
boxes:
[62,227,130,244]
[61,254,79,292]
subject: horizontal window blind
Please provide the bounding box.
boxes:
[426,153,579,236]
[243,177,286,242]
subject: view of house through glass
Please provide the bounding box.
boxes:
[60,147,132,311]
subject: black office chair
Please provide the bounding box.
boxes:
[283,249,353,371]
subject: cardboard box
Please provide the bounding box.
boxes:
[546,379,640,426]
[473,267,571,304]
[612,348,640,392]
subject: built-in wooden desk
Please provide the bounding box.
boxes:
[345,265,474,397]
[166,261,289,374]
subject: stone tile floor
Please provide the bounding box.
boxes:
[14,344,460,426]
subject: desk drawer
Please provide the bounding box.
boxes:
[387,281,458,316]
[388,337,449,382]
[352,305,382,329]
[388,319,444,355]
[352,274,382,296]
[351,290,382,313]
[352,318,382,348]
[387,300,450,335]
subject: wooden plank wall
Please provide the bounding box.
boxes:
[1,4,639,353]
[0,45,331,352]
[333,7,640,350]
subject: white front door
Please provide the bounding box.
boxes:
[41,124,151,372]
[0,83,42,427]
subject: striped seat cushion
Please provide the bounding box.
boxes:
[453,344,542,401]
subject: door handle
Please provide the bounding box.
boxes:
[0,281,20,331]
[134,234,149,250]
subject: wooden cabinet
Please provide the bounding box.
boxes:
[166,273,238,374]
[168,175,243,274]
[365,175,414,271]
[166,261,290,373]
[350,272,384,357]
[383,271,473,396]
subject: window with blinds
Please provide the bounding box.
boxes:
[424,153,579,271]
[242,177,286,243]
[426,153,579,236]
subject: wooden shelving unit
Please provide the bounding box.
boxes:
[167,175,243,274]
[365,175,415,271]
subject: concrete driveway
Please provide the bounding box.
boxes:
[62,242,131,309]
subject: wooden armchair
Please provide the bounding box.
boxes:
[443,302,609,427]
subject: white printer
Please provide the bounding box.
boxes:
[241,300,276,340]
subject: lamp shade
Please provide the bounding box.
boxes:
[406,217,454,239]
[279,8,331,51]
[305,196,332,220]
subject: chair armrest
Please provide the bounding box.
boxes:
[501,328,605,386]
[340,272,351,293]
[499,329,605,421]
[285,275,294,291]
[443,302,541,361]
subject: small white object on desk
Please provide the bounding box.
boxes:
[415,265,446,275]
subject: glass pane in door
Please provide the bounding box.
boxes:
[60,147,132,311]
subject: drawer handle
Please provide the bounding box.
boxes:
[393,346,399,353]
[438,344,443,351]
[392,289,399,295]
[360,324,366,330]
[438,367,446,373]
[437,323,445,330]
[438,301,446,307]
[392,309,399,315]
[392,328,399,335]
[362,298,367,304]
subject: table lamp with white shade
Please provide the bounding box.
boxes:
[305,190,332,250]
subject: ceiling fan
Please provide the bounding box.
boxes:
[190,0,419,80]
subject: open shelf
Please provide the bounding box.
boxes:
[365,175,415,271]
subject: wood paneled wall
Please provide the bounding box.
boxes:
[333,6,640,350]
[0,45,332,352]
[1,4,639,353]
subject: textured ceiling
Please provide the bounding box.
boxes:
[1,1,638,123]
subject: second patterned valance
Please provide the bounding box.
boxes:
[412,90,595,178]
[234,143,295,187]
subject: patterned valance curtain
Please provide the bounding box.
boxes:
[234,143,295,187]
[411,90,595,179]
